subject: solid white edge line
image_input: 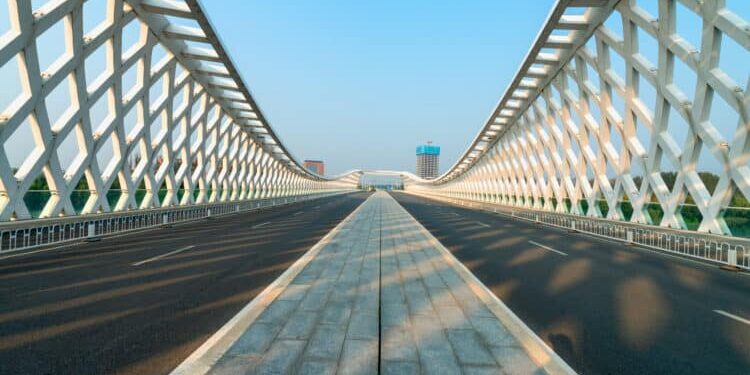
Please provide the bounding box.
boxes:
[169,194,372,375]
[131,245,196,266]
[403,192,750,273]
[528,240,568,256]
[476,221,491,228]
[0,226,165,261]
[252,221,271,229]
[0,241,80,261]
[0,193,352,262]
[714,309,750,325]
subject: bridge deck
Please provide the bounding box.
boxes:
[175,191,568,375]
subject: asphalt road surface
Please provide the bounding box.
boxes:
[0,192,369,375]
[391,192,750,375]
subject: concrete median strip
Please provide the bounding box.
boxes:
[170,197,370,375]
[173,191,575,374]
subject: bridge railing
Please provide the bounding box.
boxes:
[0,190,352,254]
[406,191,750,271]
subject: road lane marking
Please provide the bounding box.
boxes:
[451,212,461,217]
[528,241,568,256]
[0,242,81,261]
[0,225,168,261]
[252,221,271,229]
[476,221,491,228]
[132,245,196,266]
[293,211,304,216]
[313,206,320,209]
[714,310,750,326]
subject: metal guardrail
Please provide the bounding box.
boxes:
[0,191,352,254]
[407,192,750,271]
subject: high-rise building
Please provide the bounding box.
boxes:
[303,160,325,176]
[416,143,440,179]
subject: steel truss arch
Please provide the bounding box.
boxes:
[408,0,750,236]
[0,0,358,221]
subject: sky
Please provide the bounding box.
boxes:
[1,1,748,178]
[199,0,557,175]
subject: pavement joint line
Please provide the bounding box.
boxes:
[169,195,370,375]
[528,240,568,256]
[252,221,271,229]
[131,245,196,266]
[476,221,491,228]
[714,309,750,325]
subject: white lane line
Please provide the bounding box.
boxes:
[0,226,168,261]
[0,242,80,261]
[132,245,196,266]
[252,221,271,229]
[476,221,491,228]
[451,212,461,217]
[293,211,304,216]
[313,206,320,209]
[528,240,568,256]
[714,310,750,326]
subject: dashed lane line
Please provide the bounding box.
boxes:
[132,245,196,266]
[714,310,750,326]
[252,222,271,229]
[528,240,568,256]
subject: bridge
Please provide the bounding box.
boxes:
[0,0,748,374]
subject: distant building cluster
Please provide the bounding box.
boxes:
[416,143,440,179]
[304,160,325,176]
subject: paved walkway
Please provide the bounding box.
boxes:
[174,192,571,375]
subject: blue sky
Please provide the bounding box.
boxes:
[200,0,557,175]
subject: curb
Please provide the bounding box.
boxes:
[390,193,577,375]
[169,194,372,375]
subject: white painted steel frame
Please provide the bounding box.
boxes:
[0,0,359,221]
[408,0,750,237]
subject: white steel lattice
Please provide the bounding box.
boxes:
[407,0,750,236]
[0,0,358,221]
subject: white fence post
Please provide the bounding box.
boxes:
[85,222,100,242]
[728,247,738,267]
